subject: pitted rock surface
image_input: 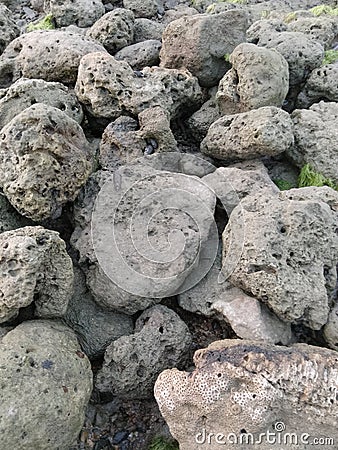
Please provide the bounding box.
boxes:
[44,0,105,27]
[0,103,93,221]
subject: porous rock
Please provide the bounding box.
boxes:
[0,320,92,450]
[288,16,338,50]
[87,9,134,54]
[162,5,199,25]
[133,18,165,43]
[0,103,93,221]
[75,51,202,121]
[186,95,221,142]
[63,265,133,359]
[255,31,324,87]
[96,305,191,399]
[44,0,105,27]
[288,101,338,183]
[0,30,107,88]
[0,226,73,324]
[0,4,19,55]
[160,10,248,87]
[216,43,289,114]
[123,0,159,18]
[115,39,161,69]
[296,64,338,108]
[155,339,338,450]
[0,78,83,131]
[201,106,294,161]
[0,194,31,234]
[323,302,338,351]
[222,189,338,329]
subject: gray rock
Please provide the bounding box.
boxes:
[0,226,73,324]
[162,5,199,24]
[212,296,292,344]
[288,16,338,50]
[115,39,161,69]
[0,194,31,233]
[0,30,107,88]
[138,106,177,152]
[0,78,83,131]
[0,103,93,221]
[0,4,19,55]
[255,31,324,87]
[96,305,191,399]
[288,101,338,183]
[160,10,248,87]
[246,18,287,42]
[323,302,338,351]
[186,95,221,142]
[133,18,164,43]
[123,0,160,18]
[223,190,338,329]
[155,339,338,450]
[75,52,202,121]
[296,64,338,109]
[44,0,105,27]
[0,320,92,450]
[201,106,294,161]
[216,43,289,114]
[87,9,134,54]
[63,265,134,359]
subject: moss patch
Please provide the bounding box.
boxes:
[27,14,55,32]
[322,49,338,65]
[298,164,338,190]
[149,436,179,450]
[309,5,338,16]
[273,179,294,191]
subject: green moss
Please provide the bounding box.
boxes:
[309,5,338,16]
[149,436,179,450]
[322,49,338,65]
[27,14,55,32]
[224,53,231,62]
[298,164,338,190]
[273,179,294,191]
[284,12,296,23]
[260,10,271,19]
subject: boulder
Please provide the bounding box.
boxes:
[296,64,338,108]
[216,43,289,114]
[0,30,107,88]
[288,16,338,49]
[222,189,338,329]
[288,101,338,183]
[75,51,202,121]
[323,301,338,351]
[87,9,135,54]
[0,320,92,450]
[186,94,221,142]
[115,39,161,69]
[123,0,160,18]
[155,339,338,450]
[0,103,93,221]
[96,305,191,399]
[44,0,105,27]
[201,106,294,161]
[160,10,248,87]
[0,4,19,55]
[133,18,164,43]
[0,226,73,324]
[0,77,83,131]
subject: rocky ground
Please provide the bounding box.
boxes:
[0,0,337,449]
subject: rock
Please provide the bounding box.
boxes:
[133,18,164,43]
[0,226,73,324]
[162,5,199,24]
[296,64,338,108]
[246,18,287,43]
[0,194,31,233]
[63,265,134,359]
[90,162,217,298]
[96,305,191,399]
[123,0,159,18]
[138,106,178,152]
[201,106,294,161]
[288,16,338,49]
[44,0,105,27]
[202,160,278,214]
[155,339,338,450]
[0,320,92,449]
[160,10,248,87]
[212,296,292,344]
[0,4,19,55]
[255,31,324,87]
[222,189,338,330]
[0,30,107,88]
[87,9,134,54]
[287,101,338,183]
[75,52,202,121]
[0,78,83,131]
[323,302,338,351]
[0,103,93,221]
[216,43,289,114]
[115,39,161,69]
[186,94,221,142]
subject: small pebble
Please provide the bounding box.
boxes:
[144,145,154,155]
[149,138,158,149]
